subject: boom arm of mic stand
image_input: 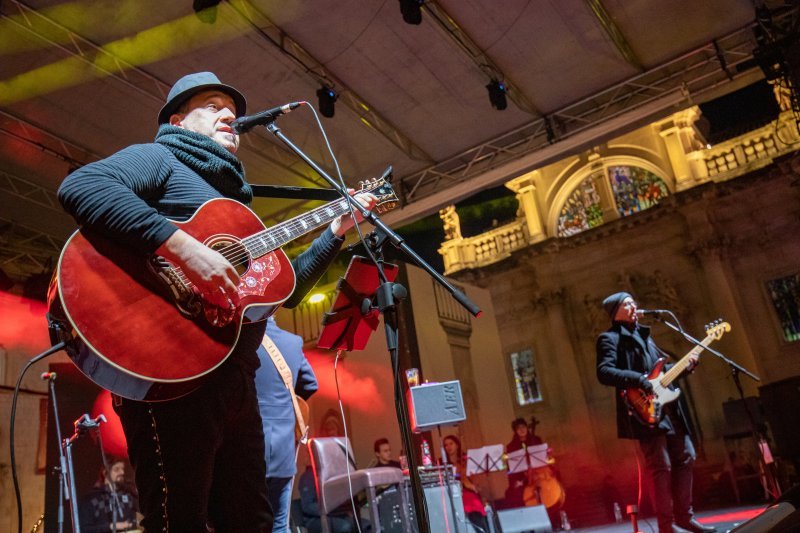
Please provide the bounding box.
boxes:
[265,121,482,317]
[655,316,760,381]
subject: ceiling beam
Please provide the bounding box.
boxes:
[228,0,435,163]
[584,0,643,70]
[422,1,540,116]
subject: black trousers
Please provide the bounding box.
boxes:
[115,360,272,532]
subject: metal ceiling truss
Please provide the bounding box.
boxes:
[422,1,540,115]
[0,109,102,168]
[1,0,328,188]
[0,169,61,211]
[398,18,767,204]
[0,217,63,274]
[229,0,434,163]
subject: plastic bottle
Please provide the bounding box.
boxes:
[560,510,571,531]
[421,439,433,467]
[613,502,623,523]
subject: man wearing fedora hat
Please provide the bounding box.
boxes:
[596,292,714,533]
[59,72,375,532]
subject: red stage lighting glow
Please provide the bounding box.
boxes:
[0,290,50,353]
[91,389,128,458]
[697,507,766,524]
[306,349,388,413]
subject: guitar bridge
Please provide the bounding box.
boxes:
[148,255,202,318]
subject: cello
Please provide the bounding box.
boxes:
[522,450,565,508]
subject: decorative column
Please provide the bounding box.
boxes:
[433,281,484,447]
[506,171,547,243]
[656,107,706,191]
[684,206,760,392]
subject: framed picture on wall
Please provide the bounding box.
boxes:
[509,348,542,406]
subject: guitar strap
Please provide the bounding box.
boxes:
[261,335,309,444]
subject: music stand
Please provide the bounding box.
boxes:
[466,445,504,532]
[317,255,398,351]
[505,443,549,474]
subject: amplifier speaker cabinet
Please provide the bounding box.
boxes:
[379,480,475,533]
[408,380,466,433]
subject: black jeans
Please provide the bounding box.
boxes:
[115,360,272,532]
[639,428,696,532]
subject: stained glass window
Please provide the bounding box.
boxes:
[767,273,800,342]
[608,166,669,216]
[556,175,603,237]
[510,349,542,406]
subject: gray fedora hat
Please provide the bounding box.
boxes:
[158,71,246,124]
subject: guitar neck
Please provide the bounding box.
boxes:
[660,333,714,387]
[244,197,352,258]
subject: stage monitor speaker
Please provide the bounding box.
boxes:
[731,483,800,532]
[759,377,800,460]
[497,505,552,533]
[408,380,466,433]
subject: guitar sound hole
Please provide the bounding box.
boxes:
[209,240,249,276]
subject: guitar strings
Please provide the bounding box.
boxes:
[169,181,393,291]
[168,198,352,290]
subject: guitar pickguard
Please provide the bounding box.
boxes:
[238,252,282,297]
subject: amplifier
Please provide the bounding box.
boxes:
[408,380,466,433]
[378,476,475,533]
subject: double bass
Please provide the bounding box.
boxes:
[519,444,566,509]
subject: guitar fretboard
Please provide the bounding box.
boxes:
[659,333,713,387]
[242,197,354,258]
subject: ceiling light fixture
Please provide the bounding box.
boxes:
[399,0,423,25]
[317,86,338,118]
[486,79,507,110]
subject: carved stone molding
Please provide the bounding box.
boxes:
[530,287,567,313]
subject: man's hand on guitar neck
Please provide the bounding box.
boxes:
[330,190,378,237]
[156,229,240,309]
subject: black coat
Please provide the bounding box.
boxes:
[596,322,690,440]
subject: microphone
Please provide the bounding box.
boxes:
[40,372,57,381]
[231,102,303,134]
[635,309,669,317]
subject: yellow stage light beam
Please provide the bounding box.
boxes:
[0,1,250,106]
[0,0,155,56]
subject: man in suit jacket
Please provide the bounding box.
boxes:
[596,292,714,533]
[256,316,318,532]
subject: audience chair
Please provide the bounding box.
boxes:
[309,437,411,533]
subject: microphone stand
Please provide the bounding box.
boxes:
[44,374,68,533]
[654,316,781,499]
[263,119,482,533]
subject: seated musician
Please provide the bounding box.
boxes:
[504,417,543,507]
[443,435,488,532]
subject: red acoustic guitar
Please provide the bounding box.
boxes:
[50,179,398,401]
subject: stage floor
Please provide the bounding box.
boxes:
[569,504,768,533]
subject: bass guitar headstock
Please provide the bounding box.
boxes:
[705,319,731,340]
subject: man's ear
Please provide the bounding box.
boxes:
[169,113,184,127]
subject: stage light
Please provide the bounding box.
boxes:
[193,0,221,23]
[399,0,423,25]
[486,79,507,110]
[316,86,338,118]
[308,293,326,304]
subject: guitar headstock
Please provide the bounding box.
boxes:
[358,178,399,214]
[705,319,731,340]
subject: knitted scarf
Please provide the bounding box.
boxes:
[155,124,253,204]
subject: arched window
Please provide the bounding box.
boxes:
[556,164,670,237]
[608,165,669,216]
[556,174,603,237]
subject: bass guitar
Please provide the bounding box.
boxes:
[622,320,730,426]
[50,179,398,401]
